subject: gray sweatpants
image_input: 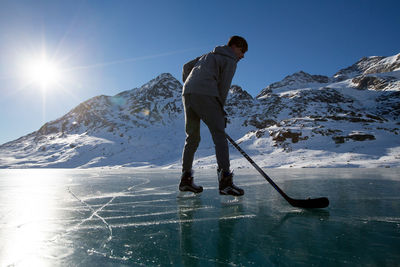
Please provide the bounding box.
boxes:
[182,93,230,172]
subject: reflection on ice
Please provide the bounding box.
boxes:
[0,168,399,266]
[0,170,66,267]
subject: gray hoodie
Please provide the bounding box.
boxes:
[182,45,238,106]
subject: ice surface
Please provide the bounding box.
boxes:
[0,168,399,266]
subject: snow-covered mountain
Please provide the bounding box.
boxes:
[0,73,186,168]
[256,71,330,97]
[1,53,399,168]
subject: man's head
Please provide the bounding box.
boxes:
[228,36,248,61]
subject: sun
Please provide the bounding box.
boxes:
[24,56,62,89]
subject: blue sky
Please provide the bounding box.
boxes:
[0,0,399,145]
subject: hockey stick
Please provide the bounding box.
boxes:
[226,134,329,208]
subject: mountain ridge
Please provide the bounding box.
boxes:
[0,53,399,168]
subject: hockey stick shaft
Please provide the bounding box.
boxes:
[225,134,291,201]
[226,134,329,208]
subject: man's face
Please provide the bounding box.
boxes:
[231,45,246,61]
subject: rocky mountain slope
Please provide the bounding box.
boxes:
[0,53,399,168]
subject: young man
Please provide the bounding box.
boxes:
[179,36,248,196]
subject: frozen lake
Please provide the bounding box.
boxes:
[0,168,399,266]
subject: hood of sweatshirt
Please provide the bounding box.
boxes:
[213,45,238,62]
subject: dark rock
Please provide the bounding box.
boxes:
[332,136,345,144]
[376,91,400,119]
[245,116,276,129]
[332,133,376,144]
[352,75,395,90]
[270,129,303,143]
[348,133,375,141]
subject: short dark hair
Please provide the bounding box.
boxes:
[228,36,248,52]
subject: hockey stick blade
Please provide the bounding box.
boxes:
[288,197,329,209]
[226,134,329,209]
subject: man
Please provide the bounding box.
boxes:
[179,36,248,196]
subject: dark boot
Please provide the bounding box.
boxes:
[218,169,244,196]
[179,170,203,193]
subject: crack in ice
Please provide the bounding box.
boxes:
[50,177,150,250]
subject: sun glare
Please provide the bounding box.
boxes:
[25,56,62,88]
